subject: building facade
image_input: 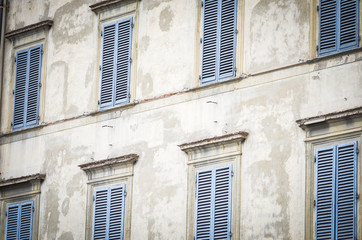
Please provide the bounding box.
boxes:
[0,0,361,239]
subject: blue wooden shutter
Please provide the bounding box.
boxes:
[115,19,132,105]
[13,50,28,129]
[109,186,126,240]
[195,165,232,240]
[201,0,218,84]
[339,0,359,50]
[195,169,213,239]
[100,23,117,109]
[315,146,335,239]
[219,0,237,80]
[19,202,33,239]
[26,46,42,126]
[319,0,338,55]
[6,204,19,240]
[94,188,108,240]
[335,142,357,239]
[214,166,232,239]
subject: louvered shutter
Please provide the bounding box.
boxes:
[109,186,125,240]
[94,189,108,240]
[195,165,232,240]
[115,19,132,105]
[195,169,213,239]
[316,146,335,240]
[214,166,232,239]
[201,0,218,83]
[339,0,359,50]
[219,0,236,80]
[319,0,338,55]
[26,46,41,126]
[13,50,28,129]
[335,142,357,239]
[100,23,116,109]
[6,204,19,240]
[19,202,33,239]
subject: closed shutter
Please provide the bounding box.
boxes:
[100,23,117,109]
[94,189,109,240]
[195,165,232,240]
[100,18,132,109]
[13,45,42,130]
[19,202,33,239]
[339,0,359,50]
[6,201,33,240]
[319,0,338,55]
[316,146,335,240]
[93,185,126,240]
[315,141,357,239]
[109,186,125,240]
[6,204,19,240]
[335,142,357,239]
[201,0,236,84]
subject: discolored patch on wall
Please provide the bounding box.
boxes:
[58,231,74,240]
[143,0,172,11]
[140,72,154,97]
[43,189,61,240]
[140,36,151,53]
[159,6,174,32]
[61,198,70,216]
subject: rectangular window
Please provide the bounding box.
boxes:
[6,201,33,240]
[195,165,232,240]
[318,0,359,56]
[93,185,126,240]
[315,141,357,239]
[201,0,237,84]
[100,18,132,109]
[13,45,42,130]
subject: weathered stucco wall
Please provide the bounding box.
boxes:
[0,0,361,239]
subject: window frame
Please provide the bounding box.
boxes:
[299,111,362,239]
[179,132,247,240]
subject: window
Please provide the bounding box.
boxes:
[79,154,138,240]
[315,142,357,239]
[318,0,359,56]
[93,185,126,240]
[201,0,237,84]
[195,165,232,239]
[6,201,34,240]
[179,132,247,239]
[0,174,44,240]
[99,18,133,109]
[297,108,362,240]
[13,45,42,130]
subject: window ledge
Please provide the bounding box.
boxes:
[90,0,129,13]
[306,47,362,64]
[0,173,45,188]
[5,20,53,41]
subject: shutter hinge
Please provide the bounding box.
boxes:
[128,93,131,99]
[11,122,14,127]
[131,23,134,28]
[200,37,202,43]
[199,75,201,80]
[93,195,95,201]
[235,29,238,34]
[37,116,40,121]
[358,36,361,41]
[231,171,234,177]
[12,89,15,95]
[98,100,100,105]
[316,45,319,52]
[32,206,35,212]
[99,65,101,71]
[313,199,316,207]
[356,194,359,200]
[234,67,237,73]
[14,57,16,62]
[101,31,103,37]
[356,148,359,154]
[314,155,316,162]
[5,211,7,216]
[124,191,127,197]
[201,1,203,7]
[39,82,42,88]
[229,232,233,237]
[41,49,44,55]
[130,58,133,63]
[316,5,319,11]
[193,236,196,240]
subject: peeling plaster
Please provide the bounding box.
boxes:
[159,6,174,31]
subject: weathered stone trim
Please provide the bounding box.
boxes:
[79,154,138,171]
[90,0,126,12]
[0,173,45,188]
[5,20,53,40]
[296,106,362,127]
[179,131,248,152]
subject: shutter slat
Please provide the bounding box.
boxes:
[316,146,335,240]
[336,142,357,239]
